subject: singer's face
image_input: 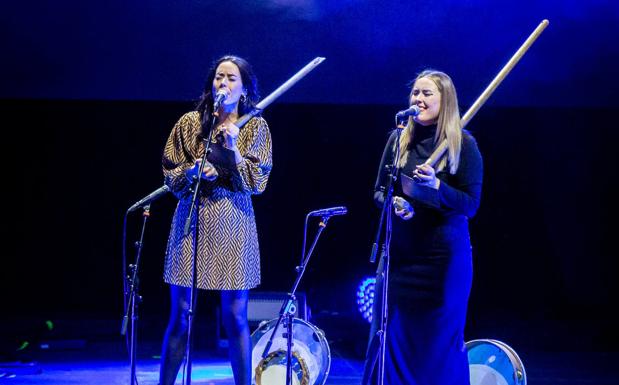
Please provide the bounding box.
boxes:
[410,77,441,126]
[212,61,246,108]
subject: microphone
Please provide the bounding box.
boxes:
[309,206,348,217]
[127,185,171,212]
[395,105,421,119]
[213,89,229,110]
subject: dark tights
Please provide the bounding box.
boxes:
[159,285,250,385]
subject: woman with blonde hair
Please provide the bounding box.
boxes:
[369,69,483,384]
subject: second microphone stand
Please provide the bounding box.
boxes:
[121,204,152,385]
[362,117,406,385]
[260,211,335,385]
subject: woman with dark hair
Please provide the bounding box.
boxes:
[370,69,483,384]
[159,55,272,385]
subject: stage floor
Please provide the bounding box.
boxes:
[1,340,617,385]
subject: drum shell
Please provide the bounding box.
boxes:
[466,339,526,385]
[251,317,331,385]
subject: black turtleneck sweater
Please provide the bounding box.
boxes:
[373,124,483,303]
[374,124,483,219]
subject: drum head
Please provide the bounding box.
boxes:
[466,339,526,385]
[251,317,330,385]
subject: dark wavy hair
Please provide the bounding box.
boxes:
[196,55,260,135]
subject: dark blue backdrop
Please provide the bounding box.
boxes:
[2,1,618,106]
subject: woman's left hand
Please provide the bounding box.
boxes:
[219,122,240,149]
[413,164,440,190]
[393,196,414,220]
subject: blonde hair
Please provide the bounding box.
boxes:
[397,70,462,174]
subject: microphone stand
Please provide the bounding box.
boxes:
[362,117,406,385]
[260,212,334,385]
[181,111,219,385]
[121,204,152,385]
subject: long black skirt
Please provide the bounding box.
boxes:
[367,214,473,385]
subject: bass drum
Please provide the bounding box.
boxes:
[466,339,526,385]
[251,317,330,385]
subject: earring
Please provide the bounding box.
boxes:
[240,94,247,104]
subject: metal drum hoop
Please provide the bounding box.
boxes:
[466,339,526,385]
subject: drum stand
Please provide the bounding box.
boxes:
[362,120,405,385]
[260,211,337,385]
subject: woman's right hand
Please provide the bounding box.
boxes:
[186,159,218,182]
[393,196,414,220]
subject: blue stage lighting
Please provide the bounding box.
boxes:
[356,276,376,323]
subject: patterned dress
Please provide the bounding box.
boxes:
[162,111,272,290]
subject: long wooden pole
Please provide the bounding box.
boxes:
[425,19,549,167]
[235,57,326,127]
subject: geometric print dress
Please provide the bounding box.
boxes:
[162,111,272,290]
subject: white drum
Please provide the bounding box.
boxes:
[466,339,526,385]
[251,317,330,385]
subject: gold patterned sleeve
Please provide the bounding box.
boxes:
[162,112,198,198]
[232,117,273,194]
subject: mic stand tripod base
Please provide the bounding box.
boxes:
[122,263,142,385]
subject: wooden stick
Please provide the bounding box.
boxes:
[425,19,549,167]
[235,57,326,127]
